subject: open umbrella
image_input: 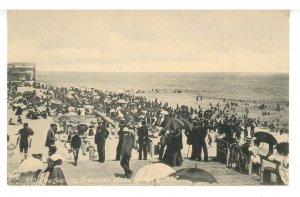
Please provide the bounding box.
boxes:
[179,119,193,131]
[254,131,278,146]
[66,94,73,99]
[117,99,128,104]
[58,115,71,123]
[13,96,23,102]
[161,118,186,131]
[28,96,42,106]
[276,142,289,156]
[77,124,89,134]
[17,157,43,173]
[52,98,62,105]
[170,163,218,184]
[23,91,35,98]
[133,163,175,183]
[160,110,169,115]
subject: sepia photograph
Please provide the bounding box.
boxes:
[6,10,289,186]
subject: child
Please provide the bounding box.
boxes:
[70,130,81,166]
[86,142,95,161]
[17,116,23,124]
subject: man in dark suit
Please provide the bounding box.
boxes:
[95,121,109,163]
[190,122,201,161]
[115,120,126,161]
[137,120,148,160]
[45,123,57,156]
[71,130,81,166]
[120,127,135,179]
[199,122,208,162]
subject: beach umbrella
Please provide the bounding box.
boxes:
[17,87,35,94]
[117,99,128,104]
[85,105,94,110]
[125,115,135,123]
[133,163,175,183]
[52,99,62,105]
[179,119,193,131]
[58,115,71,123]
[28,96,42,106]
[17,157,43,173]
[13,103,27,109]
[13,96,23,102]
[160,110,168,115]
[170,167,218,184]
[161,118,187,131]
[62,102,71,108]
[276,142,289,156]
[35,91,45,98]
[23,91,35,98]
[254,131,278,147]
[77,124,89,134]
[66,94,73,99]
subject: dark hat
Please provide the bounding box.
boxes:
[32,153,43,160]
[49,145,57,153]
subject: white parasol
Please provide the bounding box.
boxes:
[17,157,43,173]
[133,163,175,183]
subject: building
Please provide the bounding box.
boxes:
[7,63,36,82]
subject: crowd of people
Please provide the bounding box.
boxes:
[7,80,289,185]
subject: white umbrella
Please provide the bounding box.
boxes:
[17,157,43,173]
[66,94,73,99]
[35,91,45,98]
[160,110,169,115]
[85,105,94,110]
[117,99,128,104]
[133,163,175,183]
[13,96,23,102]
[16,87,35,93]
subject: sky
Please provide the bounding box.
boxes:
[7,10,289,72]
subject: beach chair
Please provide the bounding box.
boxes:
[216,138,230,166]
[259,155,281,185]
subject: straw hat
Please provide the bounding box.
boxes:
[123,127,129,132]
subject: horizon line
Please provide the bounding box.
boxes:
[37,70,289,74]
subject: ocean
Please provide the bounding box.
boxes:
[35,72,286,117]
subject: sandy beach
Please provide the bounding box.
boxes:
[6,79,289,186]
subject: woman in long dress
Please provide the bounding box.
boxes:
[44,146,67,185]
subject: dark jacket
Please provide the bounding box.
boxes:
[71,135,81,149]
[45,128,55,147]
[94,125,109,145]
[199,127,208,142]
[118,126,125,145]
[137,125,148,142]
[18,127,34,146]
[122,133,135,158]
[170,130,183,151]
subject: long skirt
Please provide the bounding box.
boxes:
[46,168,67,185]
